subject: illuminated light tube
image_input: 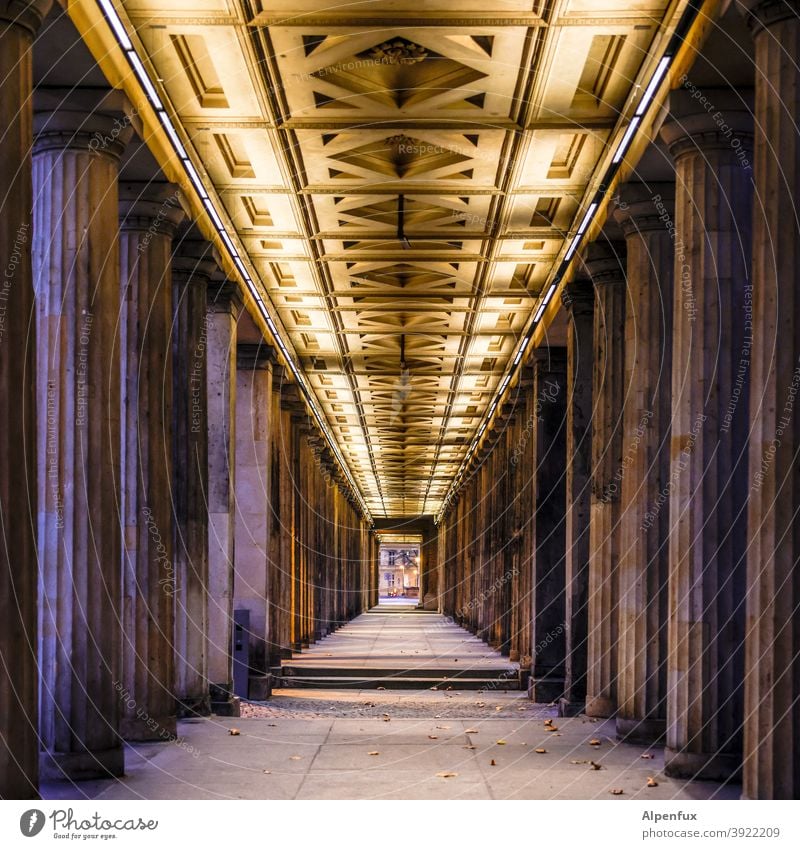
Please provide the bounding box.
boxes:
[576,202,598,236]
[97,0,132,50]
[203,198,224,231]
[157,111,187,159]
[499,375,510,392]
[127,52,163,110]
[542,283,558,306]
[533,303,546,323]
[183,161,208,199]
[219,230,237,256]
[635,56,671,117]
[612,115,642,164]
[564,232,583,262]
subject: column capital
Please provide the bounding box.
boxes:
[579,240,626,286]
[207,279,242,314]
[613,183,675,235]
[659,87,754,160]
[560,277,595,316]
[237,342,277,370]
[530,345,567,372]
[0,0,52,34]
[119,182,185,237]
[172,238,218,283]
[739,0,800,34]
[33,88,135,159]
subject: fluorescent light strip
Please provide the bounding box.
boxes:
[612,115,642,164]
[564,233,583,262]
[635,56,671,117]
[95,0,373,521]
[533,303,546,323]
[542,283,558,305]
[576,202,598,236]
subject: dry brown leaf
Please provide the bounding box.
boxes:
[436,725,450,729]
[462,745,476,750]
[476,702,486,707]
[436,771,458,779]
[430,686,438,691]
[495,706,503,712]
[589,739,602,746]
[383,717,391,722]
[570,759,587,764]
[610,788,624,795]
[647,777,659,787]
[589,761,603,770]
[465,728,479,734]
[228,729,240,736]
[535,748,547,754]
[546,726,558,732]
[543,719,554,727]
[376,686,386,691]
[268,723,277,727]
[641,753,654,760]
[490,759,497,766]
[262,770,271,774]
[496,739,507,745]
[290,755,302,760]
[428,735,438,740]
[368,751,380,756]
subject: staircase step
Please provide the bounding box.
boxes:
[281,665,516,680]
[277,675,520,691]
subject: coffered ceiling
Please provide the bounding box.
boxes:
[102,0,674,517]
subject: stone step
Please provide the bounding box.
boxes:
[277,675,521,691]
[281,665,517,680]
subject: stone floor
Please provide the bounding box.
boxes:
[41,609,742,800]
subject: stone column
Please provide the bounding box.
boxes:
[172,238,215,716]
[118,182,184,741]
[529,347,568,702]
[559,281,594,716]
[582,242,626,718]
[0,0,51,798]
[233,342,275,699]
[740,0,800,800]
[33,89,133,778]
[206,280,240,712]
[660,89,753,779]
[613,184,675,742]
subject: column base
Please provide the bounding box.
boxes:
[616,716,665,745]
[664,747,742,782]
[40,746,124,782]
[508,650,520,662]
[558,698,586,717]
[177,695,211,718]
[248,674,272,701]
[585,694,616,718]
[120,714,177,743]
[528,675,564,703]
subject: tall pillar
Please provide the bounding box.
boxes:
[233,342,275,699]
[740,0,800,800]
[0,0,51,798]
[206,280,240,712]
[528,347,568,702]
[614,184,675,742]
[172,238,215,716]
[559,281,594,716]
[582,242,626,718]
[118,182,184,741]
[660,89,753,779]
[33,89,133,778]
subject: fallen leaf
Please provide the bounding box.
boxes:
[610,788,624,795]
[589,761,603,770]
[377,686,386,691]
[546,726,558,732]
[517,707,526,711]
[383,717,391,722]
[368,751,380,756]
[290,755,302,761]
[430,686,438,691]
[268,723,277,727]
[262,770,271,774]
[535,748,547,754]
[228,729,240,736]
[476,702,486,707]
[570,759,587,764]
[647,777,659,787]
[436,772,458,779]
[465,729,479,734]
[496,739,507,745]
[589,738,602,746]
[495,706,503,712]
[428,735,439,740]
[462,745,476,750]
[436,725,451,729]
[490,759,497,766]
[544,719,554,727]
[641,753,654,760]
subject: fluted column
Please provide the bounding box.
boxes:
[119,182,184,741]
[172,238,215,716]
[33,89,133,779]
[233,342,275,699]
[660,88,753,779]
[739,0,800,800]
[529,347,568,702]
[206,280,240,712]
[582,242,627,718]
[614,184,675,742]
[559,282,594,715]
[0,0,51,798]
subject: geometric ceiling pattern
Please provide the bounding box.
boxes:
[124,0,671,516]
